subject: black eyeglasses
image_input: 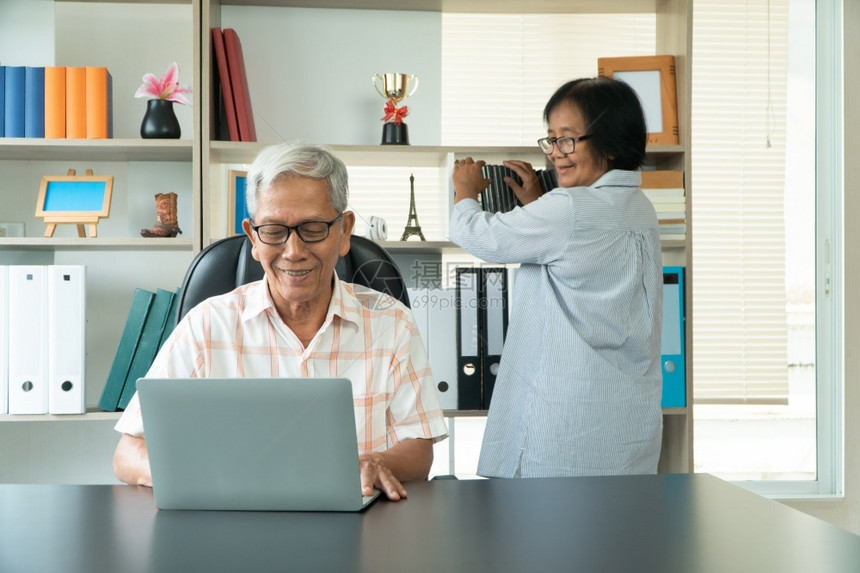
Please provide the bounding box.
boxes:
[537,135,591,155]
[250,214,343,245]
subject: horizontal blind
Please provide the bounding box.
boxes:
[691,0,792,403]
[441,13,655,146]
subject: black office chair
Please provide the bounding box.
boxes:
[174,234,410,322]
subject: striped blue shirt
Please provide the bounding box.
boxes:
[450,169,663,477]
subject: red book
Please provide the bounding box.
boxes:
[211,27,239,142]
[223,28,257,142]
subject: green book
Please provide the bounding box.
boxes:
[98,289,154,412]
[156,286,182,352]
[118,288,176,410]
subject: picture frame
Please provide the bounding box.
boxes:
[597,55,679,146]
[35,169,113,238]
[227,169,249,236]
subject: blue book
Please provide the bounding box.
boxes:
[24,66,45,138]
[0,65,5,136]
[4,66,26,137]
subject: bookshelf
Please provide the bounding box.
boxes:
[0,0,692,481]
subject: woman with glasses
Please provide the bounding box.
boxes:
[450,77,663,478]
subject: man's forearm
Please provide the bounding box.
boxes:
[113,433,153,487]
[373,438,434,482]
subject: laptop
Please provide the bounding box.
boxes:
[137,377,381,512]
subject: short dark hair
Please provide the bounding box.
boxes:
[543,77,647,171]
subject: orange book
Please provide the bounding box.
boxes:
[44,67,66,139]
[85,66,112,139]
[65,67,87,139]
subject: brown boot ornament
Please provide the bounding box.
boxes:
[141,192,182,238]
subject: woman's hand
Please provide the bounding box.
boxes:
[453,157,490,203]
[503,160,543,205]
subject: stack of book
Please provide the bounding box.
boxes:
[641,170,686,241]
[211,28,256,142]
[98,286,181,412]
[1,65,112,139]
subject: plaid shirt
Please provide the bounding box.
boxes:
[116,275,448,453]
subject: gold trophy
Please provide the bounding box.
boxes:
[372,73,419,145]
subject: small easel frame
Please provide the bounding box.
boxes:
[35,169,113,238]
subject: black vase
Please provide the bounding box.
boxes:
[140,99,181,139]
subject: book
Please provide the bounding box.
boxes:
[223,28,257,142]
[0,66,5,136]
[641,170,684,189]
[98,288,154,412]
[118,288,176,410]
[24,67,45,138]
[66,67,87,139]
[157,287,182,351]
[85,66,111,139]
[212,27,239,142]
[4,66,26,137]
[44,66,66,139]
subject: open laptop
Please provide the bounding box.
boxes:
[137,377,381,511]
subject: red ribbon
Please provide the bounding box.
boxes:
[382,98,409,125]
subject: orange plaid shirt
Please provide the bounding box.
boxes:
[116,276,448,453]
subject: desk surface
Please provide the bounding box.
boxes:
[2,474,859,573]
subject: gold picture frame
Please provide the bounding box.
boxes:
[227,169,248,236]
[597,55,679,146]
[35,169,113,238]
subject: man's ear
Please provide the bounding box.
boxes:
[339,211,356,257]
[242,219,262,261]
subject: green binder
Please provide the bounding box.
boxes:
[98,289,154,412]
[117,288,176,410]
[156,286,182,352]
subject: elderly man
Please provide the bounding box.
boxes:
[113,142,448,500]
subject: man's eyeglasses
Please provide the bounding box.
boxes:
[537,135,591,155]
[250,214,343,245]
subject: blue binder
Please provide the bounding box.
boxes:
[661,267,686,408]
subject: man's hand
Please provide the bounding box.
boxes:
[113,433,153,487]
[357,438,434,501]
[359,452,408,501]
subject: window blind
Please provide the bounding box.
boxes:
[691,0,792,403]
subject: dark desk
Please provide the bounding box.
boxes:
[2,474,859,572]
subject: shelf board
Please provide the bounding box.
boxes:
[0,138,193,162]
[0,237,194,250]
[0,409,122,422]
[379,240,462,254]
[211,141,682,167]
[217,0,660,14]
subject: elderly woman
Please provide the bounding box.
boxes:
[450,77,663,478]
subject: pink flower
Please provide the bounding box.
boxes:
[135,62,192,106]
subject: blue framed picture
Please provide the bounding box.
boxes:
[228,170,248,236]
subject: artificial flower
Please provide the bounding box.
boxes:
[135,62,192,106]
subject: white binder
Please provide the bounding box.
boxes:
[48,265,86,414]
[426,288,458,410]
[0,266,9,414]
[408,287,459,411]
[8,266,49,414]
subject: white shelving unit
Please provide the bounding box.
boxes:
[0,0,692,482]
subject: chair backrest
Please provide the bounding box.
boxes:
[174,234,409,322]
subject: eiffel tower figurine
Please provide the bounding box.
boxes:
[400,173,426,241]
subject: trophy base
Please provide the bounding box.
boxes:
[381,122,409,145]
